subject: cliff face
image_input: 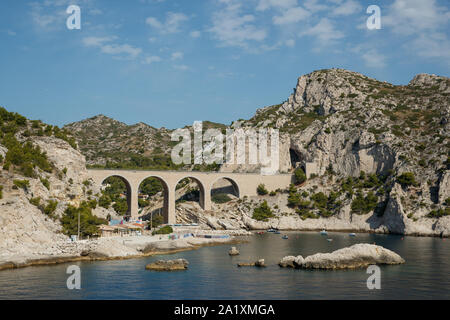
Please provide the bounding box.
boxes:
[16,68,449,238]
[148,69,450,237]
[0,119,117,260]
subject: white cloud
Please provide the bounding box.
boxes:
[82,36,142,59]
[299,18,344,44]
[173,64,190,71]
[83,36,116,47]
[256,0,297,11]
[384,0,450,35]
[304,0,329,13]
[209,0,266,48]
[332,0,362,16]
[383,0,450,63]
[171,52,184,60]
[100,44,142,59]
[143,55,162,64]
[362,49,386,68]
[190,30,201,38]
[146,12,189,34]
[412,33,450,61]
[285,39,295,47]
[273,6,311,25]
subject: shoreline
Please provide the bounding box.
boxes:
[249,227,449,238]
[0,236,245,272]
[1,226,447,272]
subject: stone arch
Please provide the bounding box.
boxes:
[211,177,240,198]
[137,176,170,223]
[175,176,207,209]
[100,175,133,218]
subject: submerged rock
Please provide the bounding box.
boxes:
[228,247,240,256]
[279,244,405,270]
[145,259,189,271]
[238,259,266,267]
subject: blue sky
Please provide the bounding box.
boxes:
[0,0,449,129]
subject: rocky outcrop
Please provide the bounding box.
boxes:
[279,244,405,270]
[228,246,239,256]
[237,259,266,267]
[145,259,189,271]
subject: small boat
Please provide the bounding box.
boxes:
[320,230,328,235]
[282,235,289,239]
[256,231,265,235]
[274,231,281,234]
[349,233,356,237]
[327,239,333,242]
[267,228,277,233]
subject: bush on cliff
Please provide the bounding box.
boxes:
[397,172,418,188]
[252,200,274,221]
[212,193,232,204]
[152,225,173,235]
[294,167,307,185]
[257,184,268,196]
[351,191,378,214]
[61,202,107,238]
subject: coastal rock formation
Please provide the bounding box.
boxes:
[63,69,449,238]
[228,246,240,256]
[238,259,266,267]
[145,259,189,271]
[279,244,405,270]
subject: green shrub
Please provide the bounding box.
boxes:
[427,208,450,218]
[212,193,232,203]
[152,225,173,235]
[98,195,111,209]
[138,198,150,207]
[257,184,268,195]
[2,133,52,177]
[311,192,327,208]
[40,177,50,190]
[29,197,41,207]
[252,200,274,221]
[113,198,128,215]
[351,191,378,214]
[294,167,307,185]
[445,198,450,206]
[44,200,58,216]
[397,172,418,187]
[13,179,29,191]
[0,185,2,199]
[269,191,277,196]
[61,203,107,237]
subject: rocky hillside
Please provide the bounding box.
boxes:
[64,115,225,171]
[74,68,448,237]
[0,108,118,260]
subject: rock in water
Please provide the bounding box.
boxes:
[279,244,405,270]
[237,259,266,267]
[255,259,266,267]
[228,247,240,256]
[145,259,189,271]
[278,256,296,268]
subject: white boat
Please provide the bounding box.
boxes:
[327,238,333,242]
[349,233,356,237]
[320,230,328,235]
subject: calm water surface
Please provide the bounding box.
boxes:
[0,232,449,299]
